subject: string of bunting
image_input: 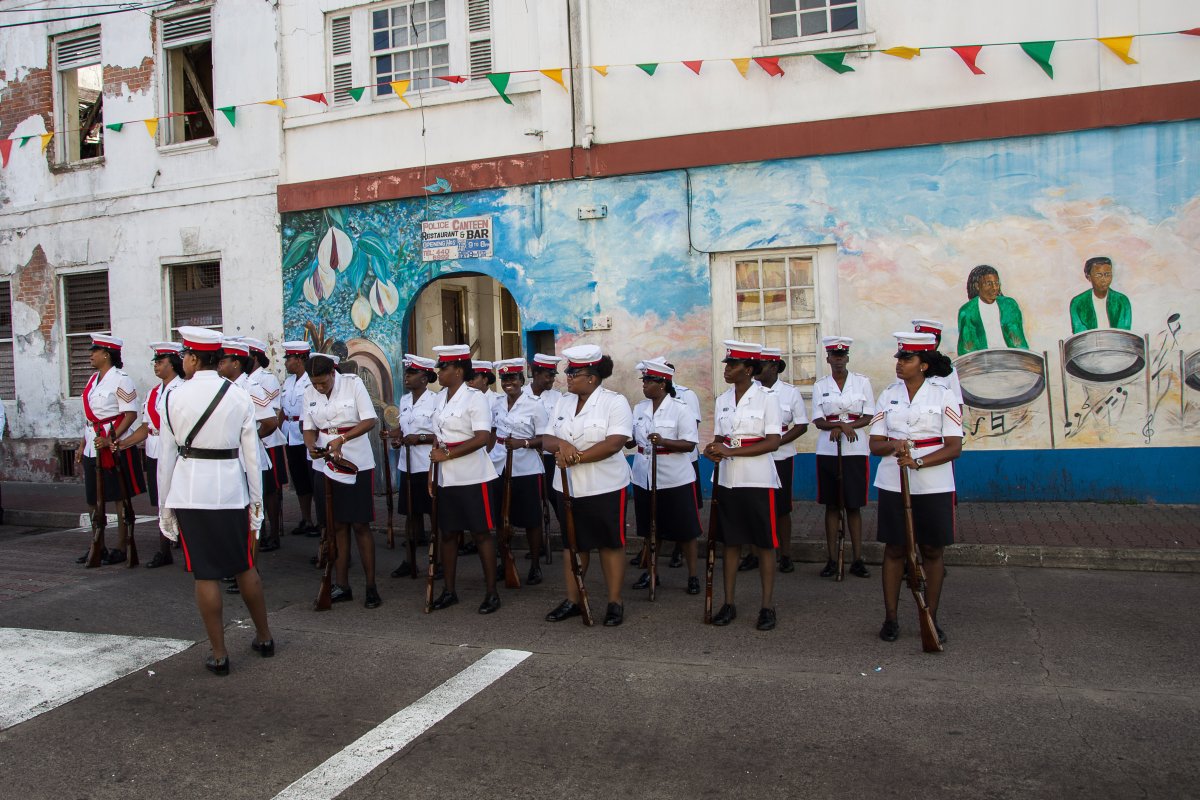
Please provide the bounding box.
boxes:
[2,27,1197,168]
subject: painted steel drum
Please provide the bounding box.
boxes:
[1185,349,1200,392]
[954,348,1046,411]
[1063,329,1145,384]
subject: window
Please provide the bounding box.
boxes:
[62,272,110,396]
[0,283,14,400]
[733,253,820,387]
[54,29,104,163]
[499,287,520,359]
[765,0,859,42]
[169,262,223,333]
[160,8,215,143]
[372,0,450,96]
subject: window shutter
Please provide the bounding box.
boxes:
[467,0,492,78]
[170,263,223,329]
[0,283,13,400]
[56,31,101,70]
[162,9,212,48]
[329,14,354,105]
[63,272,111,396]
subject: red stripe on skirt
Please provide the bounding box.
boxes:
[481,482,494,530]
[268,447,282,490]
[179,527,193,572]
[618,487,627,546]
[768,488,778,548]
[246,510,255,569]
[691,483,703,530]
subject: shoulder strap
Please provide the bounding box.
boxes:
[184,381,232,449]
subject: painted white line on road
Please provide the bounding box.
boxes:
[68,514,160,532]
[273,648,532,800]
[0,627,193,730]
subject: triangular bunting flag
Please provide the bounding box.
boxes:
[389,80,412,106]
[40,133,53,152]
[592,65,608,76]
[883,46,921,59]
[754,57,784,77]
[1097,36,1137,64]
[540,69,567,90]
[0,139,12,168]
[105,123,124,132]
[301,93,328,105]
[951,45,986,75]
[636,63,658,76]
[813,52,855,74]
[262,98,287,108]
[19,136,32,147]
[435,75,467,84]
[1180,28,1200,36]
[487,73,514,105]
[682,60,703,75]
[1020,41,1055,79]
[731,58,751,78]
[347,87,365,102]
[218,106,237,126]
[144,118,159,138]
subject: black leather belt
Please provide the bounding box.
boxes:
[180,447,239,460]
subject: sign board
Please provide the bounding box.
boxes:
[421,215,493,261]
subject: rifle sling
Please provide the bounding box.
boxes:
[165,381,233,459]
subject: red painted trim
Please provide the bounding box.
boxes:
[276,82,1200,213]
[179,527,192,572]
[862,456,870,509]
[691,482,703,531]
[768,488,778,549]
[481,481,494,530]
[618,487,627,547]
[246,511,255,569]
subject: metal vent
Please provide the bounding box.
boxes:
[467,0,491,32]
[56,32,100,70]
[469,39,492,78]
[162,10,212,47]
[330,15,351,57]
[332,62,354,105]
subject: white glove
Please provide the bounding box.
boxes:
[249,504,264,539]
[159,508,180,542]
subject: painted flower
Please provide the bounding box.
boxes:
[318,227,353,272]
[368,277,399,316]
[351,295,373,331]
[302,261,336,306]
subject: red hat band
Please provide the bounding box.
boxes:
[914,325,940,335]
[642,367,672,379]
[725,348,759,360]
[182,339,222,351]
[437,353,471,362]
[568,358,601,368]
[899,342,936,352]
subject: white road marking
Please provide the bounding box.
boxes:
[0,627,193,730]
[70,514,159,531]
[273,648,532,800]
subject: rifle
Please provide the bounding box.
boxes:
[381,431,395,550]
[900,458,943,653]
[404,443,417,579]
[540,455,553,565]
[704,460,720,624]
[424,461,440,613]
[648,444,658,601]
[835,436,846,582]
[499,447,521,588]
[86,450,107,568]
[314,461,337,611]
[558,463,593,626]
[110,442,139,568]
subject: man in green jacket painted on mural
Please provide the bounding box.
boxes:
[1069,256,1132,333]
[957,264,1029,355]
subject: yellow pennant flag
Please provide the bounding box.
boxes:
[144,118,159,138]
[40,132,53,152]
[1098,36,1137,64]
[389,80,412,107]
[540,69,567,91]
[592,65,608,77]
[262,98,287,108]
[883,46,921,60]
[731,57,750,78]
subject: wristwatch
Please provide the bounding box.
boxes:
[914,457,925,469]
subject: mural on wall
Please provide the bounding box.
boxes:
[281,120,1200,454]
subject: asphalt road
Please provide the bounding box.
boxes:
[0,523,1197,800]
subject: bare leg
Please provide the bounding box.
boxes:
[722,544,739,604]
[334,523,352,586]
[235,568,273,643]
[776,512,791,560]
[114,501,128,550]
[684,539,698,578]
[297,492,314,527]
[353,522,375,585]
[598,548,625,604]
[474,531,497,594]
[881,543,905,620]
[194,579,227,659]
[848,509,864,560]
[920,544,946,619]
[440,530,460,592]
[526,526,544,561]
[564,551,591,603]
[266,492,282,542]
[756,546,776,608]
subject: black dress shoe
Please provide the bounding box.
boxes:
[145,551,174,569]
[603,602,624,627]
[879,619,900,642]
[459,539,478,555]
[936,625,947,645]
[251,638,275,658]
[686,577,700,595]
[101,548,126,566]
[778,555,795,573]
[205,655,230,676]
[849,559,871,578]
[819,559,837,578]
[478,593,501,615]
[737,554,758,572]
[756,607,777,631]
[76,548,106,565]
[712,603,737,626]
[289,523,308,536]
[221,576,237,583]
[330,584,354,603]
[628,553,643,566]
[364,585,382,609]
[309,555,320,567]
[669,551,683,569]
[632,572,661,590]
[430,589,459,610]
[526,564,543,585]
[391,560,413,578]
[259,539,281,552]
[305,525,322,538]
[545,599,581,622]
[225,582,241,595]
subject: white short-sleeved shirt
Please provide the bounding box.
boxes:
[82,368,139,456]
[674,383,703,463]
[490,391,548,477]
[713,383,783,489]
[434,386,498,487]
[929,367,964,408]
[281,372,312,446]
[302,371,378,474]
[523,385,564,457]
[631,396,699,490]
[810,372,875,457]
[249,367,286,448]
[398,388,441,473]
[870,379,964,495]
[158,370,262,509]
[762,379,809,461]
[540,387,633,498]
[235,374,274,471]
[140,376,184,460]
[486,391,507,472]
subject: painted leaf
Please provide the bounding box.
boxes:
[282,231,317,270]
[357,230,392,262]
[318,227,354,272]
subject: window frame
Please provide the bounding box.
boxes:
[0,281,14,401]
[157,4,217,147]
[759,0,866,47]
[51,27,105,166]
[59,269,111,398]
[166,259,224,336]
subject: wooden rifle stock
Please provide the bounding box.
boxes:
[558,464,593,626]
[425,461,440,613]
[900,463,943,653]
[704,460,720,624]
[500,448,520,589]
[110,439,138,568]
[86,451,107,568]
[314,466,337,611]
[540,456,553,566]
[648,445,658,602]
[381,433,395,550]
[404,444,417,579]
[835,436,846,582]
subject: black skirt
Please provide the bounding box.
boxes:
[773,458,794,511]
[145,455,159,507]
[876,489,955,548]
[815,454,870,510]
[265,445,288,488]
[177,507,254,580]
[633,483,702,542]
[542,453,559,500]
[497,473,544,530]
[554,487,627,551]
[692,461,703,508]
[397,470,433,516]
[437,480,499,533]
[285,444,314,495]
[313,469,376,525]
[83,450,147,506]
[713,485,778,550]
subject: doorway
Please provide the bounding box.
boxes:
[407,273,532,360]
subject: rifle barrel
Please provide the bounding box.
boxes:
[558,464,593,626]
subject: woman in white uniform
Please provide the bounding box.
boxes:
[390,354,440,578]
[868,332,963,645]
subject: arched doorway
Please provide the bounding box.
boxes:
[406,272,534,360]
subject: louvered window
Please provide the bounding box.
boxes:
[330,15,354,105]
[160,8,215,144]
[466,0,491,78]
[169,262,223,333]
[54,30,103,163]
[0,283,14,401]
[63,272,111,397]
[371,0,450,96]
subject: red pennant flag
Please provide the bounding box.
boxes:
[436,75,467,84]
[952,45,986,75]
[0,139,12,168]
[682,60,703,75]
[1181,28,1200,36]
[301,93,328,105]
[753,57,784,77]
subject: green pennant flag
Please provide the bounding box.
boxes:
[486,72,514,105]
[104,123,124,132]
[19,136,32,147]
[1020,41,1055,78]
[636,63,658,76]
[813,52,854,74]
[217,106,236,126]
[347,87,365,102]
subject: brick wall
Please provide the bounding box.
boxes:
[103,56,154,98]
[14,245,57,345]
[0,67,53,141]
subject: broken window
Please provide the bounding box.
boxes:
[54,29,104,163]
[161,9,215,144]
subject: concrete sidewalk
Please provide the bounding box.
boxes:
[3,479,1198,572]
